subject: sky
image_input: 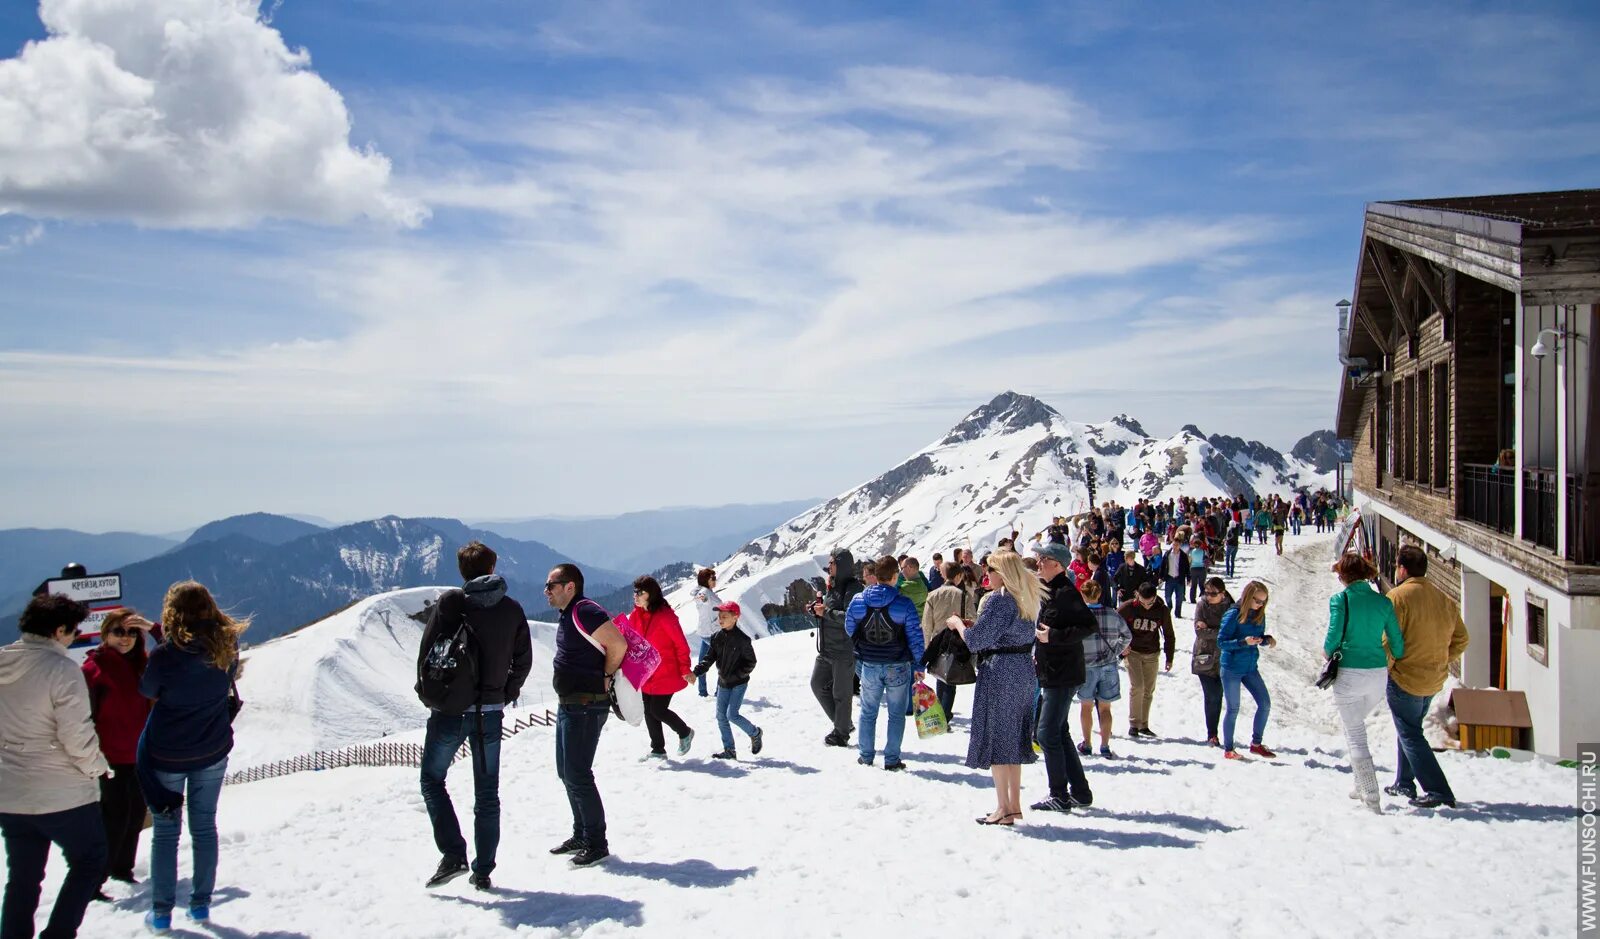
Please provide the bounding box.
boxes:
[2,0,1598,532]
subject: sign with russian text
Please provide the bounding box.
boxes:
[46,574,122,604]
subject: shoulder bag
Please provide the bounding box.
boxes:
[1314,594,1349,690]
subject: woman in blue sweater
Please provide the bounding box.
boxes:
[138,582,246,932]
[1217,580,1277,761]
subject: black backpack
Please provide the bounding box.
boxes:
[855,603,903,652]
[416,603,481,717]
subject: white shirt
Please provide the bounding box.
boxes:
[692,586,721,640]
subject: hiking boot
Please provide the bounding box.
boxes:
[425,855,469,888]
[549,836,586,856]
[469,872,493,892]
[1383,784,1417,800]
[750,729,764,755]
[571,845,611,867]
[711,749,737,760]
[824,731,850,747]
[1248,743,1277,759]
[883,760,906,772]
[1409,793,1456,809]
[678,730,694,756]
[1076,740,1091,756]
[1029,796,1072,813]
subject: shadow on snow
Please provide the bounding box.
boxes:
[445,890,645,929]
[603,858,758,889]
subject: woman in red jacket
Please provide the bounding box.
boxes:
[80,608,156,887]
[618,576,695,760]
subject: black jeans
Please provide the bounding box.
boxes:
[420,710,504,875]
[556,701,611,849]
[99,764,144,881]
[935,679,957,722]
[1036,686,1093,804]
[1198,674,1223,739]
[810,654,855,737]
[1,803,107,939]
[642,693,691,753]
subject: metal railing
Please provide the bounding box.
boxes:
[1522,469,1559,551]
[1459,463,1514,534]
[224,709,556,786]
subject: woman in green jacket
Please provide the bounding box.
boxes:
[1325,553,1404,813]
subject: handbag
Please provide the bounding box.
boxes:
[1314,598,1349,690]
[227,677,244,722]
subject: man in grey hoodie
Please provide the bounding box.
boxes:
[808,548,863,747]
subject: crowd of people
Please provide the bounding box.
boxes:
[0,486,1480,937]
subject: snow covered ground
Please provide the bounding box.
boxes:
[16,531,1580,938]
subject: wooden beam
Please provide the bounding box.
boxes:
[1403,252,1455,341]
[1354,300,1392,358]
[1367,241,1419,343]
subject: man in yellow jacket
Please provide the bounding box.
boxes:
[1385,545,1469,809]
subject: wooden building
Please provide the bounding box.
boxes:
[1333,189,1599,759]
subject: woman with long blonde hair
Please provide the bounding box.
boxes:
[951,549,1040,825]
[137,581,247,932]
[1216,580,1276,761]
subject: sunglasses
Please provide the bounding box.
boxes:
[106,627,139,638]
[543,579,571,591]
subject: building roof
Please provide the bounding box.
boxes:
[1377,188,1600,234]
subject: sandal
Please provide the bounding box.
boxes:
[993,812,1022,827]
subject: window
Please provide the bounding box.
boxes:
[1404,376,1417,481]
[1418,369,1431,486]
[1435,366,1450,487]
[1370,407,1377,451]
[1526,594,1548,666]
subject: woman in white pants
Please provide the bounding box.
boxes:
[1325,553,1405,813]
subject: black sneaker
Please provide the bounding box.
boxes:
[711,749,737,760]
[750,729,764,755]
[1409,793,1457,809]
[548,836,586,856]
[1029,796,1071,813]
[469,872,493,892]
[571,845,610,867]
[883,760,906,772]
[425,855,469,888]
[1383,784,1417,800]
[1068,793,1094,809]
[857,755,873,766]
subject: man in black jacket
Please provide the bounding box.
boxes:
[807,548,862,747]
[417,541,532,891]
[1030,542,1098,812]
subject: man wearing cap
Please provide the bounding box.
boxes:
[1030,542,1098,809]
[808,549,862,747]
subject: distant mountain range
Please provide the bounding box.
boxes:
[472,500,820,572]
[0,528,180,621]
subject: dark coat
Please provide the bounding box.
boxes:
[816,548,863,661]
[695,627,757,689]
[1033,572,1097,689]
[417,575,534,708]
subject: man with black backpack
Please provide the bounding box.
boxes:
[843,556,924,771]
[416,541,532,892]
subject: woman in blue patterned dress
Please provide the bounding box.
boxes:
[951,549,1040,826]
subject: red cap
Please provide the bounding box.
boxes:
[714,601,741,616]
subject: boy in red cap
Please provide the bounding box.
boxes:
[693,602,762,760]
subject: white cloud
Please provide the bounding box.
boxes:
[0,219,44,250]
[0,0,424,228]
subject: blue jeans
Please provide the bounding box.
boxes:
[1221,669,1271,751]
[697,639,711,695]
[856,661,913,764]
[1387,678,1456,801]
[149,758,227,917]
[1036,686,1092,804]
[0,803,106,939]
[420,710,503,874]
[1162,577,1184,617]
[556,701,610,849]
[1225,543,1238,577]
[715,682,760,751]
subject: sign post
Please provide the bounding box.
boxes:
[45,574,123,649]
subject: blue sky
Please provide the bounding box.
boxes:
[2,0,1597,531]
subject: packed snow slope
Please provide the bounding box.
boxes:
[231,587,559,767]
[40,531,1577,938]
[698,391,1336,637]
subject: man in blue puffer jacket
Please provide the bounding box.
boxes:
[844,555,925,772]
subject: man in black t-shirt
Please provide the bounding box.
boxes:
[544,564,626,868]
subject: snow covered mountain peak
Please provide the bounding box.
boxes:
[705,394,1336,621]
